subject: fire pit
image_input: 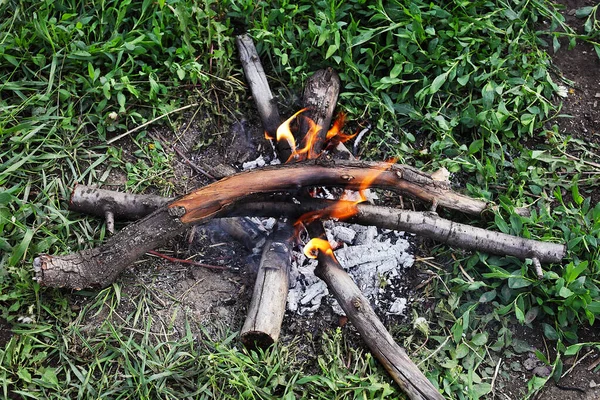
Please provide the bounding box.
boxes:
[32,34,565,400]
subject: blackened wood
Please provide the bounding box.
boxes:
[297,68,341,155]
[240,222,293,349]
[170,160,498,220]
[210,218,266,250]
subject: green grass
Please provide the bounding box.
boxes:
[1,0,599,398]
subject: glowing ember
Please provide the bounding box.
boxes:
[303,237,335,259]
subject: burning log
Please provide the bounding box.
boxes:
[35,160,553,289]
[236,34,290,160]
[289,69,443,397]
[237,33,294,348]
[242,200,565,265]
[304,237,444,400]
[68,186,565,265]
[297,68,340,156]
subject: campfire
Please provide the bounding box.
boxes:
[32,35,565,400]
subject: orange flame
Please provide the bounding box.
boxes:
[292,118,323,162]
[295,159,396,237]
[270,110,395,257]
[326,113,345,140]
[269,110,358,163]
[325,113,356,144]
[304,238,335,259]
[276,108,307,153]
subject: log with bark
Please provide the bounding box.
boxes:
[69,186,565,264]
[35,160,563,290]
[308,234,444,400]
[296,67,341,157]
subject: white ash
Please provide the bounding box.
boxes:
[259,217,278,231]
[287,221,414,317]
[330,225,355,244]
[388,298,407,315]
[242,155,281,170]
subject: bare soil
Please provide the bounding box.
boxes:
[551,0,600,145]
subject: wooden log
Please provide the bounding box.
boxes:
[237,200,565,264]
[70,184,169,221]
[311,240,444,400]
[240,222,293,349]
[66,186,566,264]
[236,34,291,160]
[69,185,265,250]
[34,159,532,289]
[297,68,341,155]
[237,33,292,349]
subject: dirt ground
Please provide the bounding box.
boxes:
[534,0,600,398]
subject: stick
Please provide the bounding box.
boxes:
[106,103,198,145]
[69,185,265,250]
[240,222,293,349]
[235,200,565,264]
[311,237,444,400]
[297,68,340,155]
[236,34,290,159]
[35,160,544,289]
[68,187,565,264]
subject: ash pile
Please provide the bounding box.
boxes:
[287,220,415,318]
